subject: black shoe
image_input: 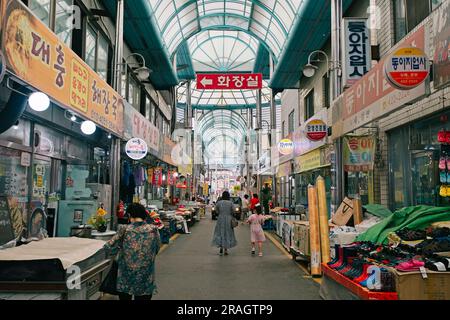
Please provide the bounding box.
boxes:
[219,248,223,256]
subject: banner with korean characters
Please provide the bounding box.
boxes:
[196,73,262,90]
[1,0,123,136]
[342,18,372,87]
[340,25,429,135]
[123,101,160,154]
[343,135,375,172]
[433,0,450,89]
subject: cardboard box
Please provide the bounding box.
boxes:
[390,268,450,300]
[331,197,354,226]
[293,221,310,256]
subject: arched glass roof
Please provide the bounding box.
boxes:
[189,30,259,72]
[178,80,279,108]
[148,0,304,60]
[197,110,247,165]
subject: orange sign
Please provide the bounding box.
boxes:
[1,0,123,135]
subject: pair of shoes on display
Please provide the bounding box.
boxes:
[395,258,425,272]
[427,227,450,239]
[419,237,450,256]
[438,156,450,170]
[396,227,427,241]
[328,245,358,270]
[439,185,450,197]
[424,254,450,271]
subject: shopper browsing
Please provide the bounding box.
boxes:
[103,203,161,300]
[212,191,238,256]
[247,203,266,257]
[242,194,250,220]
[250,193,260,210]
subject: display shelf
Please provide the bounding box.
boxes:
[321,263,398,300]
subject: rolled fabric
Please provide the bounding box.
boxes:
[308,184,321,276]
[316,176,331,264]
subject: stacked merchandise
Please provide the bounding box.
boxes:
[438,130,450,197]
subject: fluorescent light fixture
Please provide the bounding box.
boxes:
[80,120,96,135]
[28,92,50,112]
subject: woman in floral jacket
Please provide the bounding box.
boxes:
[104,203,161,300]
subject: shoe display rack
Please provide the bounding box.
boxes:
[438,133,450,198]
[321,263,399,300]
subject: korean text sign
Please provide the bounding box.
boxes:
[342,18,372,87]
[343,136,375,172]
[196,73,262,90]
[1,0,123,135]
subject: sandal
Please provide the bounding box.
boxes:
[440,157,447,170]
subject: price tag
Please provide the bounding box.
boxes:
[419,266,428,279]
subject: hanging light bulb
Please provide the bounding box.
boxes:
[107,133,112,139]
[70,114,77,122]
[80,120,96,135]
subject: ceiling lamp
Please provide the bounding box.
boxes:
[81,120,96,135]
[28,92,50,112]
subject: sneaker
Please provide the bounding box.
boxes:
[440,157,447,170]
[219,248,223,256]
[441,171,447,183]
[251,248,256,255]
[224,250,229,256]
[441,185,449,197]
[258,252,263,257]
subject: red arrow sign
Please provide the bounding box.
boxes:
[196,73,263,90]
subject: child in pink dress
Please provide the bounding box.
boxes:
[247,203,266,256]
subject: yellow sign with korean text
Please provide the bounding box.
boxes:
[1,0,123,135]
[296,149,322,173]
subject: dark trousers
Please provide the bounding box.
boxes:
[119,293,153,300]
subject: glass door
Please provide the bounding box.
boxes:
[411,150,438,206]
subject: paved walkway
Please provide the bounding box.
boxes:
[153,216,321,300]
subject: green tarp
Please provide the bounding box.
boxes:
[363,204,393,218]
[356,205,450,244]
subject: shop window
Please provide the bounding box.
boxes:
[304,89,314,121]
[393,0,435,44]
[84,23,110,82]
[288,111,295,134]
[54,0,73,46]
[29,0,51,27]
[128,76,141,111]
[0,119,31,147]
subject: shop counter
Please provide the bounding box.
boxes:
[0,237,111,300]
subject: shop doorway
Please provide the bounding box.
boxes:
[411,150,439,206]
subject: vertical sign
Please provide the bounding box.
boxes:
[343,135,376,172]
[342,18,372,87]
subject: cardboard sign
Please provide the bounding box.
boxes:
[332,197,354,226]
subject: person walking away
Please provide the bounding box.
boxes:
[242,194,250,220]
[212,191,238,256]
[250,193,260,211]
[261,183,272,215]
[104,203,161,300]
[247,203,266,256]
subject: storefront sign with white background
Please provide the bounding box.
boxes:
[125,138,148,160]
[306,119,328,141]
[342,18,372,87]
[385,47,429,90]
[257,152,271,174]
[294,109,328,156]
[277,139,294,155]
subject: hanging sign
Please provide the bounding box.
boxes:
[306,119,328,141]
[196,73,262,90]
[277,139,294,155]
[385,47,430,90]
[0,51,5,84]
[0,0,124,135]
[343,135,376,172]
[125,138,148,160]
[342,18,372,87]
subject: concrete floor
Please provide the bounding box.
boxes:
[152,216,321,300]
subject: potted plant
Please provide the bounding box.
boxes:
[88,207,109,232]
